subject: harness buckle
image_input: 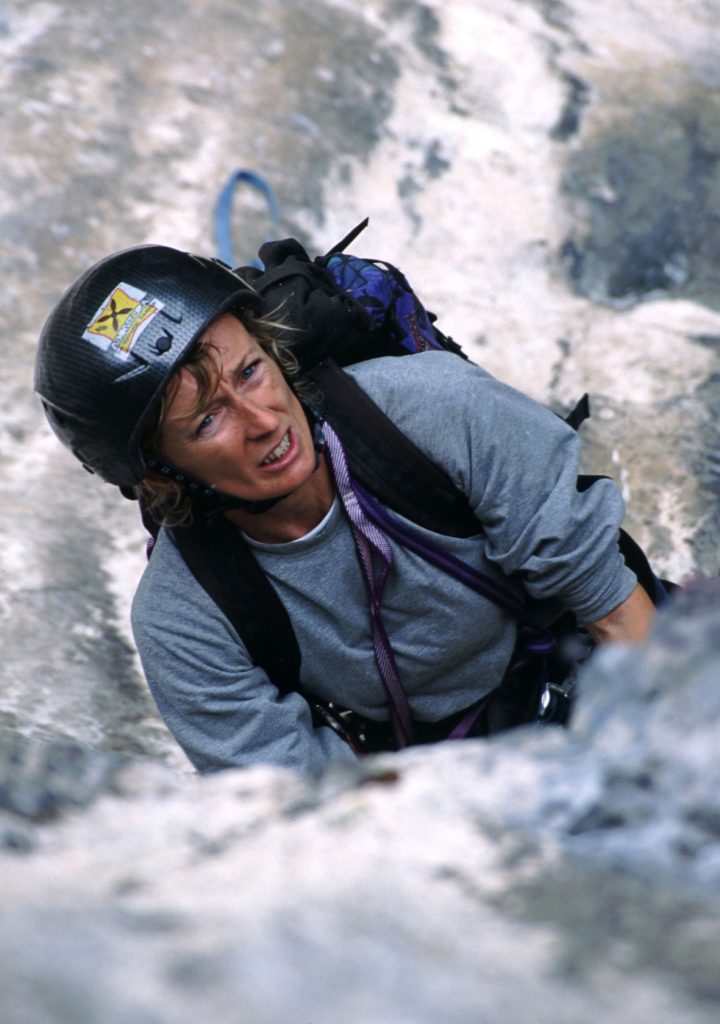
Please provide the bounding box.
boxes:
[537,682,573,726]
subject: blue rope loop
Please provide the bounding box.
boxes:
[214,169,280,269]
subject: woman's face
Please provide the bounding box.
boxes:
[158,313,318,505]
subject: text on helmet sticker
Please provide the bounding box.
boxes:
[82,282,164,358]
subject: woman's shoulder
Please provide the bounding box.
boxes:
[342,351,496,416]
[345,349,492,388]
[131,526,219,631]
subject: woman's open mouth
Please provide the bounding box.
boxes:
[261,430,292,466]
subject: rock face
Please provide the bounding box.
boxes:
[1,1,719,1021]
[1,581,720,1024]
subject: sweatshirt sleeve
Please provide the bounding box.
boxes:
[346,352,637,623]
[131,530,358,776]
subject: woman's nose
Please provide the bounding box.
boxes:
[233,394,279,436]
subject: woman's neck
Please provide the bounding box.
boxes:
[224,454,336,544]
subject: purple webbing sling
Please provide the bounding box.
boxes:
[351,479,555,656]
[351,480,556,738]
[322,422,415,747]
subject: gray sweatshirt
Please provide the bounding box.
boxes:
[132,352,636,775]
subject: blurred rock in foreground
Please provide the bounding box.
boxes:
[1,580,719,1024]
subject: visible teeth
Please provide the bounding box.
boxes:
[262,432,291,465]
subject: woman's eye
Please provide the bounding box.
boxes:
[241,360,260,382]
[196,413,214,436]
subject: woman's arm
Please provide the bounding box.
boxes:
[132,529,357,775]
[583,583,656,645]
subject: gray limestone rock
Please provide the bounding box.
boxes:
[0,730,126,822]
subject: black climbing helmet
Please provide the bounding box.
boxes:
[34,245,262,490]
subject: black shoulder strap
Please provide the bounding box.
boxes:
[171,518,302,692]
[308,360,480,538]
[564,393,590,431]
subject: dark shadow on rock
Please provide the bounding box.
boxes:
[0,731,127,822]
[551,72,592,142]
[559,90,720,311]
[506,861,720,1005]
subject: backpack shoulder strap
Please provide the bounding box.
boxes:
[309,360,480,538]
[170,518,301,693]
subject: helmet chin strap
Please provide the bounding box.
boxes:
[143,402,326,524]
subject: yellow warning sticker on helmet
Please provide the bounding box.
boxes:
[83,283,164,357]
